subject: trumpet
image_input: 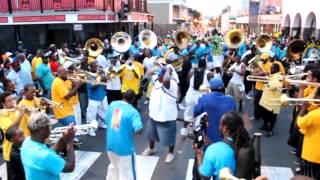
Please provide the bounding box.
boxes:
[49,120,98,143]
[68,71,108,86]
[266,94,320,106]
[41,98,64,109]
[97,67,117,80]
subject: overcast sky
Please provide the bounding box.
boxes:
[186,0,242,17]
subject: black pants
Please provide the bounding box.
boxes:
[107,90,122,104]
[299,159,320,179]
[260,106,277,131]
[244,70,253,94]
[253,90,263,119]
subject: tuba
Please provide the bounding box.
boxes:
[85,38,105,58]
[111,32,132,53]
[139,29,157,49]
[174,31,190,49]
[224,29,245,49]
[287,40,306,61]
[256,34,272,53]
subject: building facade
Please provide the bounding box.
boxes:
[147,0,188,37]
[236,0,282,34]
[282,0,319,40]
[0,0,153,52]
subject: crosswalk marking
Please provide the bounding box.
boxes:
[0,163,7,180]
[136,155,159,180]
[61,151,101,180]
[185,159,294,179]
[185,159,195,180]
[261,166,294,180]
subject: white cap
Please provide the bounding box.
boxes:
[5,52,13,57]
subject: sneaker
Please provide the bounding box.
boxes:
[178,103,186,110]
[73,138,82,145]
[295,167,301,173]
[294,161,300,165]
[144,100,149,105]
[180,127,188,136]
[88,129,96,137]
[246,95,253,100]
[290,150,297,155]
[165,153,174,163]
[98,121,107,129]
[142,147,156,156]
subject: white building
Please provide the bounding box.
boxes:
[282,0,319,39]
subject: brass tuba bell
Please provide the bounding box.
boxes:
[174,31,190,49]
[85,38,105,58]
[288,40,306,61]
[139,29,157,49]
[224,29,245,49]
[111,32,132,53]
[256,34,273,53]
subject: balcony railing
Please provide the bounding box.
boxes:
[0,0,147,14]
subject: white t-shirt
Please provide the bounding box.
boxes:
[229,62,245,85]
[143,56,156,76]
[106,62,121,91]
[149,79,178,122]
[96,55,109,69]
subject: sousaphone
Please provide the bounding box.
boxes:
[139,29,157,49]
[111,32,132,53]
[224,29,245,49]
[256,34,273,53]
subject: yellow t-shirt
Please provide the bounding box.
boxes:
[65,80,79,105]
[32,56,43,80]
[304,86,317,112]
[134,61,144,77]
[18,98,42,137]
[255,62,272,91]
[51,77,74,119]
[119,65,141,94]
[297,107,320,163]
[0,112,17,161]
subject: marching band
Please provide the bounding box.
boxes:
[0,27,320,180]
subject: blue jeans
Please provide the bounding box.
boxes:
[58,116,76,126]
[78,92,88,121]
[42,89,51,100]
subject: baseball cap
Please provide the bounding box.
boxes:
[5,52,13,57]
[10,57,19,64]
[209,78,224,90]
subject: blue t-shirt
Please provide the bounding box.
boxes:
[106,101,143,156]
[200,141,236,179]
[87,83,106,101]
[203,44,214,62]
[152,48,162,57]
[21,137,65,180]
[237,43,247,57]
[36,63,54,90]
[194,92,236,142]
[129,45,140,55]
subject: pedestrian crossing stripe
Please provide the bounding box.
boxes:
[135,155,159,180]
[61,151,101,180]
[185,159,294,180]
[0,163,7,180]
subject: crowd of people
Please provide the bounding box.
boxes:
[0,28,319,180]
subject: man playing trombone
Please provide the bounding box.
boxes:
[252,53,272,121]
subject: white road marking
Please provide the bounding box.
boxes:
[61,151,101,180]
[136,155,159,180]
[185,159,294,180]
[185,159,195,180]
[0,163,7,180]
[261,166,294,180]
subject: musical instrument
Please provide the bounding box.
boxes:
[49,120,98,143]
[139,29,157,49]
[174,31,190,49]
[224,29,245,49]
[97,67,117,80]
[0,106,41,116]
[163,48,184,70]
[256,34,273,53]
[68,71,108,86]
[224,63,237,76]
[303,47,320,61]
[111,32,132,53]
[266,94,320,106]
[246,73,308,83]
[199,84,211,93]
[125,59,135,70]
[247,55,264,73]
[287,40,306,61]
[42,98,64,109]
[85,38,105,58]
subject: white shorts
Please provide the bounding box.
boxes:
[106,151,137,180]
